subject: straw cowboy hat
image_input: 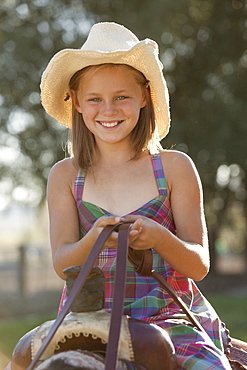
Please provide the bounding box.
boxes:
[40,22,170,140]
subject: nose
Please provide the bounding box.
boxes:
[101,100,118,116]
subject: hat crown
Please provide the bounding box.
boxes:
[81,22,140,53]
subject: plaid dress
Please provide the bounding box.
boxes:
[59,153,231,369]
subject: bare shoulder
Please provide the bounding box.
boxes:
[48,157,78,191]
[160,149,197,171]
[159,149,202,191]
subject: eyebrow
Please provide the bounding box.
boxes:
[84,89,130,96]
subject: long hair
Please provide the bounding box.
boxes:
[68,63,161,170]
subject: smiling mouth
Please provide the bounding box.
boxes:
[98,120,123,128]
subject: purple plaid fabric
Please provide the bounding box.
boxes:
[59,153,231,369]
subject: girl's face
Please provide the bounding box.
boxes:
[70,65,147,147]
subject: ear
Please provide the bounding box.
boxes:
[70,89,83,113]
[140,94,147,109]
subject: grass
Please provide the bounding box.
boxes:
[0,295,246,369]
[207,294,247,342]
[0,312,55,370]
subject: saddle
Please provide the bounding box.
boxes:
[11,223,247,370]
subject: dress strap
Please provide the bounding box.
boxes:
[74,169,85,201]
[151,153,167,196]
[75,157,167,200]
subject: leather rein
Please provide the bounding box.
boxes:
[27,222,215,370]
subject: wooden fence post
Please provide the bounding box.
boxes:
[18,245,27,298]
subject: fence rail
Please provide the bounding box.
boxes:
[0,245,63,298]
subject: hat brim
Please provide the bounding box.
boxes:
[40,40,170,139]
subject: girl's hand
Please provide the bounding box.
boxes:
[90,215,121,249]
[121,215,162,250]
[90,215,144,250]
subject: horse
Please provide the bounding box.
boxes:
[7,224,247,370]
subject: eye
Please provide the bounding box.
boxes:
[116,96,128,101]
[89,98,101,102]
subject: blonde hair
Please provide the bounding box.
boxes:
[69,63,161,170]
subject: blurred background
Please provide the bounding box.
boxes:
[0,0,247,368]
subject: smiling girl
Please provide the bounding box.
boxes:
[41,22,232,369]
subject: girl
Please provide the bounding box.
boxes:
[42,22,231,369]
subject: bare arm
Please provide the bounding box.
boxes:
[121,151,210,281]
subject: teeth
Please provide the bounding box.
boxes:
[100,121,121,127]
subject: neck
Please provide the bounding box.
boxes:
[93,141,137,167]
